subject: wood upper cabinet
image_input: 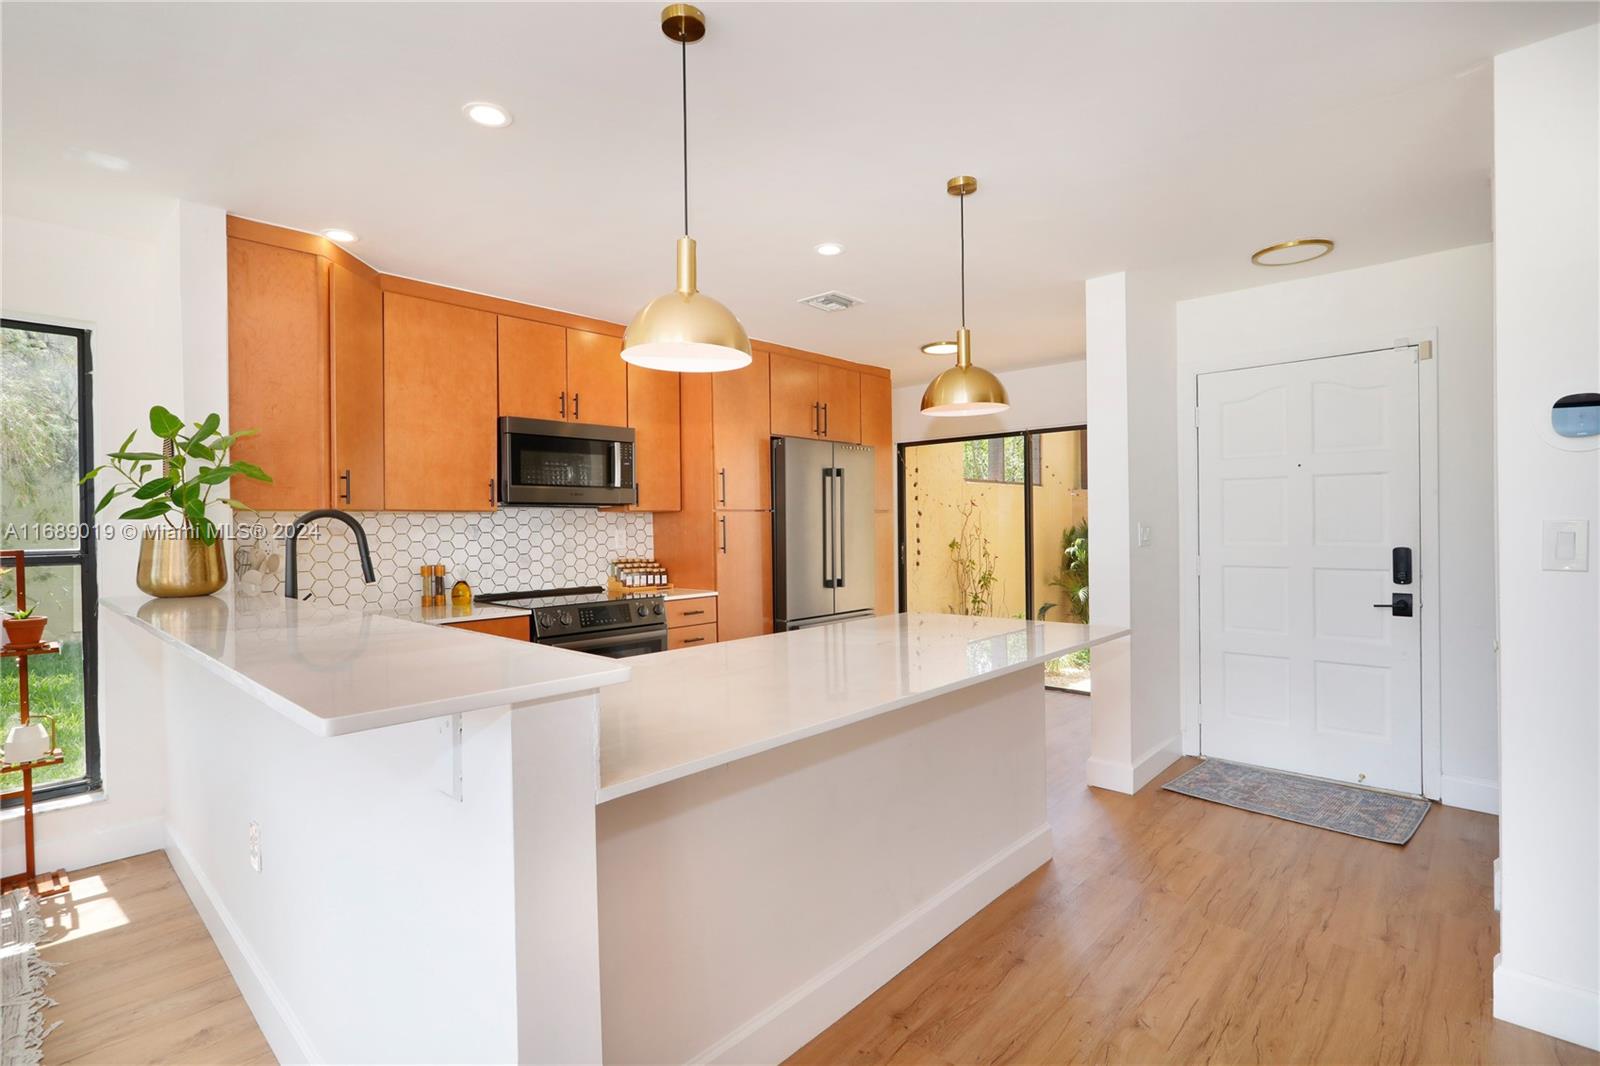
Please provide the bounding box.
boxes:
[566,329,628,426]
[712,349,771,510]
[227,237,330,510]
[383,293,499,511]
[329,261,384,509]
[769,351,821,438]
[497,317,566,421]
[715,510,773,641]
[626,365,681,512]
[860,373,893,511]
[818,364,861,443]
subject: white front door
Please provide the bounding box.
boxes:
[1197,347,1422,794]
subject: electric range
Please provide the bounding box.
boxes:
[475,585,667,658]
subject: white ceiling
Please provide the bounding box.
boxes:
[3,2,1594,383]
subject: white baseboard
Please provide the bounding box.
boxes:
[0,806,164,876]
[696,823,1053,1065]
[1440,774,1500,815]
[1494,955,1600,1051]
[164,829,320,1065]
[1086,734,1183,795]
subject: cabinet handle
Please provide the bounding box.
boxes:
[559,391,567,419]
[812,402,819,435]
[683,609,705,617]
[489,478,496,506]
[573,393,580,420]
[339,469,351,504]
[683,637,706,645]
[718,468,728,505]
[822,402,830,437]
[719,515,728,554]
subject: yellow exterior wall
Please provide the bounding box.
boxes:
[903,441,1027,617]
[1031,430,1089,621]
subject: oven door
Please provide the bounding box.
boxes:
[542,626,668,659]
[499,417,639,507]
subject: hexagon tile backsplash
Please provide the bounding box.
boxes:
[234,509,653,610]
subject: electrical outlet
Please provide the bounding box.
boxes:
[248,821,261,872]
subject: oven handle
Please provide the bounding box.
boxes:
[542,625,668,654]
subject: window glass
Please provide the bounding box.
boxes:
[1,327,82,550]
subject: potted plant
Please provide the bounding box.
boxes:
[82,406,271,598]
[2,604,48,648]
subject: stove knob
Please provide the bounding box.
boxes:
[637,604,649,618]
[537,610,556,629]
[652,603,663,615]
[558,611,572,627]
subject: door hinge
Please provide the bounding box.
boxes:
[1193,407,1201,427]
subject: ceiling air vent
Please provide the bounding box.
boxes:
[798,290,863,313]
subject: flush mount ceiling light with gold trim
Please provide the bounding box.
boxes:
[1251,238,1334,267]
[920,340,958,356]
[920,175,1009,418]
[622,4,752,373]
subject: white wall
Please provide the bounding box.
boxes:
[1175,243,1499,812]
[1490,25,1599,1051]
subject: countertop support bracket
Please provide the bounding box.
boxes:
[438,714,464,801]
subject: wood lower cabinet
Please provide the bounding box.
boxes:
[498,317,567,421]
[875,510,896,615]
[769,351,821,438]
[566,329,627,426]
[329,261,384,509]
[715,511,773,641]
[666,596,717,628]
[818,364,861,443]
[668,622,718,650]
[712,349,771,510]
[860,373,893,509]
[383,293,499,511]
[444,615,531,641]
[626,365,681,512]
[227,237,330,510]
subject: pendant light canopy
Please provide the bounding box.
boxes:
[623,4,752,373]
[921,176,1009,417]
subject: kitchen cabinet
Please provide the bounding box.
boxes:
[329,261,384,509]
[446,615,531,641]
[875,510,896,615]
[668,622,718,650]
[860,373,893,511]
[712,348,771,510]
[227,237,330,510]
[566,329,628,426]
[383,293,499,511]
[497,317,567,421]
[715,511,772,641]
[769,351,861,443]
[665,596,717,629]
[626,365,681,512]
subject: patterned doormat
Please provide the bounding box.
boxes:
[1162,759,1430,844]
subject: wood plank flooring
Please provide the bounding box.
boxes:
[792,693,1596,1065]
[33,693,1593,1065]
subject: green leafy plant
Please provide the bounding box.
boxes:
[81,406,270,545]
[1047,519,1089,623]
[6,605,37,620]
[948,500,1000,616]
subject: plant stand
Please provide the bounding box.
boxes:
[1,550,70,899]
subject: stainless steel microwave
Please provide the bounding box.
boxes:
[498,417,638,507]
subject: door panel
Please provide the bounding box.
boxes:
[818,365,861,443]
[769,351,820,438]
[833,443,877,616]
[773,436,834,624]
[627,365,681,512]
[566,329,627,426]
[711,349,771,509]
[383,294,499,511]
[498,317,567,421]
[329,262,384,509]
[716,511,772,641]
[1198,347,1421,793]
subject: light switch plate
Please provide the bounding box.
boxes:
[1136,523,1152,548]
[1542,519,1589,572]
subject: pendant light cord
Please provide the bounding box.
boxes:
[681,40,690,237]
[958,192,967,328]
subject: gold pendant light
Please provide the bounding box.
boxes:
[920,175,1009,417]
[622,4,752,373]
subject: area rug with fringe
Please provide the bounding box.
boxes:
[1162,758,1430,844]
[1,889,58,1066]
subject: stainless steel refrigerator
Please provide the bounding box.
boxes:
[772,437,877,630]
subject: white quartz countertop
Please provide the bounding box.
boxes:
[661,588,717,601]
[103,593,629,737]
[598,613,1129,802]
[377,601,530,626]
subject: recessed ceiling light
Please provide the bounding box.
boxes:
[462,102,513,128]
[814,242,844,257]
[321,228,358,243]
[1251,238,1334,267]
[920,340,958,356]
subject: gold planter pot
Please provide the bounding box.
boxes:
[136,528,229,598]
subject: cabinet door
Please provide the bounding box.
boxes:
[818,364,861,443]
[498,317,567,421]
[627,365,681,512]
[227,238,329,510]
[769,351,821,438]
[716,511,773,641]
[711,349,771,510]
[383,293,499,511]
[329,262,384,509]
[566,329,628,426]
[874,510,896,615]
[859,373,894,510]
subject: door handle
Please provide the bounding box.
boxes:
[1372,593,1414,617]
[718,468,728,505]
[719,515,728,554]
[339,469,351,504]
[559,391,566,419]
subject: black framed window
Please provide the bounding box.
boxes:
[1,319,100,802]
[961,435,1040,485]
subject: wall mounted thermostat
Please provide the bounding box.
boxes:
[1542,519,1589,572]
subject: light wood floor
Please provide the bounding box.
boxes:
[36,693,1594,1065]
[793,693,1597,1066]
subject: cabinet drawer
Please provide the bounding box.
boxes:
[444,616,531,641]
[668,622,718,649]
[666,597,718,628]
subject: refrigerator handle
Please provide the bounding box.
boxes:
[835,466,846,587]
[821,468,836,588]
